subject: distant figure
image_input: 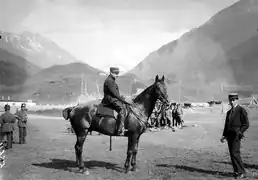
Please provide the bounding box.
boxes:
[220,93,249,179]
[166,103,174,128]
[0,104,17,149]
[174,103,184,128]
[101,67,131,135]
[15,103,28,144]
[154,100,162,128]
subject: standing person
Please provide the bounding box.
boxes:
[168,104,174,128]
[172,104,177,127]
[220,93,249,179]
[11,106,19,144]
[154,100,162,129]
[163,103,172,128]
[0,104,17,149]
[175,103,184,129]
[15,103,28,144]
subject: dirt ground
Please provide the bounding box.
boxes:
[1,107,258,180]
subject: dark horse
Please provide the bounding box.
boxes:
[62,75,169,173]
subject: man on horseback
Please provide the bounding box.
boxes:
[101,67,131,135]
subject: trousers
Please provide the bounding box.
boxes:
[0,132,13,149]
[19,127,27,144]
[227,134,245,174]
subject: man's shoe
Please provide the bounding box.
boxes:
[235,173,246,179]
[117,124,128,135]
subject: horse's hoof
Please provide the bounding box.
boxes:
[125,169,130,174]
[131,167,138,172]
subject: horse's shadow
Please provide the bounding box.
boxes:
[156,164,233,177]
[32,159,124,173]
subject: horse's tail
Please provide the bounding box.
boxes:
[62,106,74,120]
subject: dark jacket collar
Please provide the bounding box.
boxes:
[108,74,115,80]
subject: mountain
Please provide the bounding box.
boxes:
[0,31,78,68]
[0,48,42,97]
[0,48,41,76]
[128,0,258,100]
[17,62,145,104]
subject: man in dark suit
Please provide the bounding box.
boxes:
[220,93,249,179]
[101,67,131,135]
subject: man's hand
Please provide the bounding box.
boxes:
[220,136,226,143]
[238,131,244,140]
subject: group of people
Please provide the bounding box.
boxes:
[0,103,28,150]
[150,100,184,130]
[101,66,250,179]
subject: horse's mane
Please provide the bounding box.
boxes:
[133,84,154,103]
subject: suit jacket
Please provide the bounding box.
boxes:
[222,105,249,138]
[102,75,125,105]
[15,110,28,127]
[0,112,16,132]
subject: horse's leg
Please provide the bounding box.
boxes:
[124,134,132,173]
[131,133,140,171]
[75,129,88,172]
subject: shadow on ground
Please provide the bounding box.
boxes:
[213,160,258,170]
[156,164,234,177]
[32,158,124,173]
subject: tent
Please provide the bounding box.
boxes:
[238,96,258,107]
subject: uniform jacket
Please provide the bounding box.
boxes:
[15,110,28,127]
[222,105,249,138]
[102,75,125,105]
[0,112,16,132]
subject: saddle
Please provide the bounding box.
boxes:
[96,104,118,119]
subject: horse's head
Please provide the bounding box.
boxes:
[153,75,169,105]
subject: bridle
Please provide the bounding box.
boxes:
[128,83,169,132]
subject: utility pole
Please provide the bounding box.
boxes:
[96,79,100,98]
[81,73,84,96]
[221,83,224,115]
[178,80,181,103]
[84,76,88,96]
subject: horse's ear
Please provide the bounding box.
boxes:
[155,75,159,82]
[161,75,165,82]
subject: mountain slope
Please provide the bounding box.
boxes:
[0,48,42,97]
[0,31,78,68]
[17,62,145,104]
[0,48,41,76]
[128,0,258,100]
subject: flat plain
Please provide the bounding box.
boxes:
[1,106,258,180]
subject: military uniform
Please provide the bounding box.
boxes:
[101,67,130,135]
[221,93,249,178]
[15,104,28,144]
[0,105,16,149]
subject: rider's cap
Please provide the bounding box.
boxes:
[21,103,26,107]
[110,67,119,74]
[228,92,239,100]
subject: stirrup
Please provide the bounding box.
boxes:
[117,127,127,135]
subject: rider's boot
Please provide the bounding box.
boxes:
[117,112,127,135]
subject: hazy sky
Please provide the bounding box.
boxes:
[0,0,239,72]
